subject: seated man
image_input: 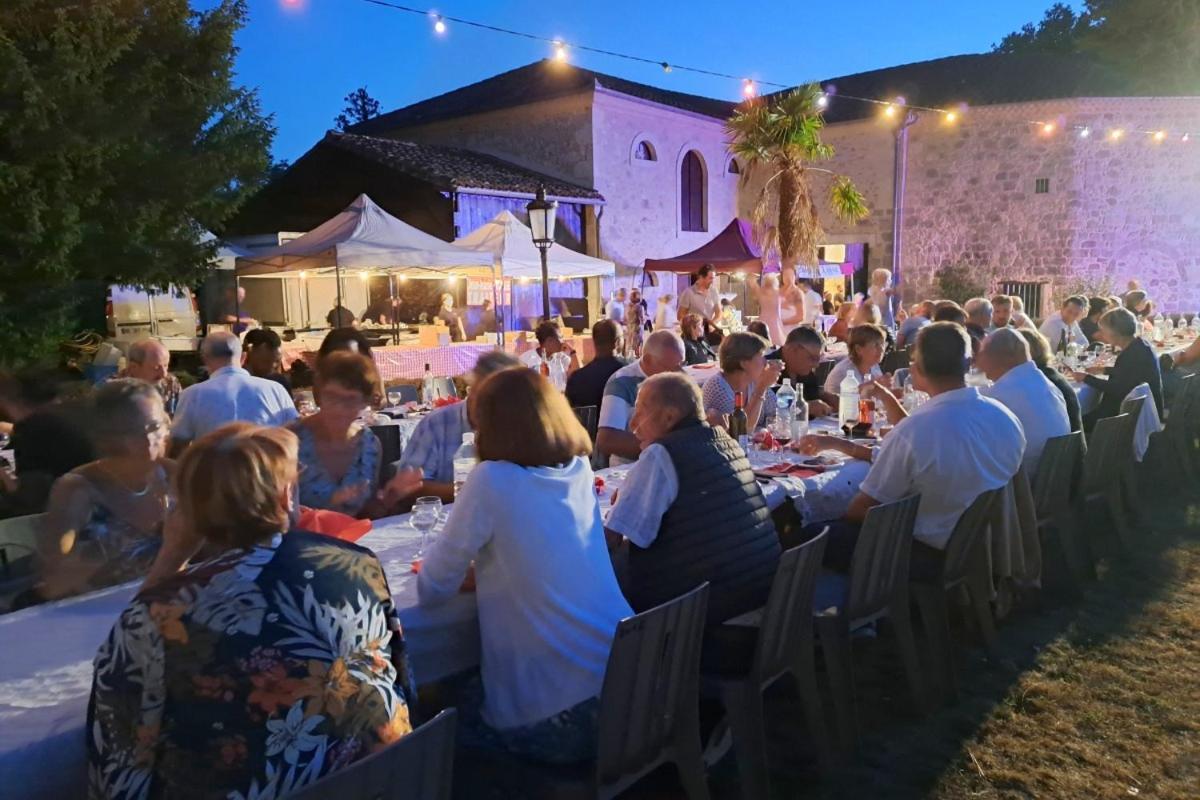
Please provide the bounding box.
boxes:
[827,323,1025,571]
[605,372,781,629]
[766,326,836,417]
[242,328,292,392]
[897,300,934,348]
[387,350,521,504]
[1039,295,1089,351]
[112,338,182,416]
[518,320,580,391]
[990,294,1015,330]
[565,319,626,411]
[977,327,1070,473]
[596,329,686,465]
[964,297,994,333]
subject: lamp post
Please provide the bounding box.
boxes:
[525,185,557,321]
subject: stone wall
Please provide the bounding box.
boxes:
[793,97,1200,313]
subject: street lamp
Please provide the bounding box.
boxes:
[525,184,557,321]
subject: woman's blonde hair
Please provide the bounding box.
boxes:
[847,324,887,365]
[1017,327,1052,368]
[471,368,591,467]
[853,300,883,326]
[718,331,769,374]
[681,312,703,338]
[175,423,298,549]
[871,267,892,287]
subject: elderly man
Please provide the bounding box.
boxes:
[169,332,297,454]
[565,319,626,410]
[677,264,721,326]
[605,371,780,630]
[388,349,522,503]
[1039,295,1090,351]
[977,328,1071,472]
[991,295,1016,329]
[822,323,1025,571]
[114,339,182,416]
[964,297,994,339]
[766,326,836,416]
[597,329,686,465]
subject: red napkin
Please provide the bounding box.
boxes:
[754,464,823,479]
[297,508,373,542]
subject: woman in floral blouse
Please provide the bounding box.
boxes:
[87,423,416,800]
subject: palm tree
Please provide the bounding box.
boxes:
[726,84,869,276]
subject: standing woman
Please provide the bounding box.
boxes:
[625,288,647,358]
[779,266,804,327]
[38,380,173,601]
[749,273,787,346]
[654,294,678,331]
[867,268,895,328]
[418,369,631,763]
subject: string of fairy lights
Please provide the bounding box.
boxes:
[353,0,1197,144]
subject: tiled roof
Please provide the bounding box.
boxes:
[324,131,604,200]
[352,59,737,133]
[799,52,1137,123]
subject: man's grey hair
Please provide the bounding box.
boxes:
[643,329,685,360]
[472,349,521,380]
[982,326,1031,365]
[964,297,994,325]
[127,338,168,364]
[201,331,242,363]
[640,372,703,422]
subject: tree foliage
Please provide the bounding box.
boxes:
[993,0,1200,95]
[334,87,381,131]
[0,0,273,366]
[725,84,869,275]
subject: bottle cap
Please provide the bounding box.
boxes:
[462,432,475,445]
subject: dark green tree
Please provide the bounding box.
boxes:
[993,3,1084,54]
[0,0,274,367]
[334,86,381,131]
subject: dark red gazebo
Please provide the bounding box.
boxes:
[643,219,779,274]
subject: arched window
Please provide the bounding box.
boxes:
[634,140,656,161]
[727,158,740,175]
[680,150,706,232]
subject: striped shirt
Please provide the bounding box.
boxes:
[598,360,647,466]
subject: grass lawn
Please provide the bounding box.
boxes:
[701,494,1200,799]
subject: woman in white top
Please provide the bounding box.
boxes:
[867,267,895,328]
[749,273,787,346]
[823,323,890,394]
[417,368,631,764]
[654,293,678,330]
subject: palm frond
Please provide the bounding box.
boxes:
[830,175,870,223]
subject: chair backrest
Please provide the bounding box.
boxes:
[573,405,599,443]
[1119,393,1146,420]
[594,583,709,791]
[386,384,420,405]
[370,425,404,468]
[846,494,921,621]
[752,529,828,681]
[0,513,47,582]
[1165,374,1195,432]
[434,377,457,399]
[941,487,1005,582]
[287,708,457,800]
[1032,432,1085,517]
[880,346,911,374]
[1081,413,1131,495]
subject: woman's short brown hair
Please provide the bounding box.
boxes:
[471,368,591,467]
[847,324,887,364]
[718,331,769,374]
[681,313,703,338]
[175,423,298,548]
[315,351,380,405]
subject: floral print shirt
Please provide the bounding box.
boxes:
[288,421,382,516]
[87,531,416,800]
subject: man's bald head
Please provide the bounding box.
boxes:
[978,327,1031,381]
[201,331,242,369]
[640,372,703,422]
[126,339,170,383]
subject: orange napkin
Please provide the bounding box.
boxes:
[754,464,823,479]
[297,508,373,542]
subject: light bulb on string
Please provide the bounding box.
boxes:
[943,110,957,124]
[1109,128,1124,141]
[883,103,897,118]
[1183,134,1191,143]
[816,93,828,109]
[1153,130,1167,142]
[661,62,671,74]
[1041,122,1056,135]
[553,40,568,62]
[1079,127,1091,139]
[742,79,757,98]
[433,15,446,34]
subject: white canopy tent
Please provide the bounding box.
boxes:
[452,210,615,280]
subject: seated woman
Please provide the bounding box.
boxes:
[1071,307,1164,430]
[90,423,415,799]
[681,312,716,365]
[827,301,855,342]
[288,351,389,517]
[418,368,631,763]
[38,379,172,601]
[822,323,890,396]
[701,331,783,431]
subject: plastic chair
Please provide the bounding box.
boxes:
[0,514,47,612]
[1118,394,1149,523]
[814,495,925,748]
[288,708,456,800]
[1032,433,1090,596]
[909,487,1004,704]
[1162,375,1198,492]
[701,531,831,799]
[384,384,420,406]
[572,405,599,443]
[1080,413,1138,551]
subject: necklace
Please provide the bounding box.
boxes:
[98,463,157,497]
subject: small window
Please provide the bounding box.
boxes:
[727,158,740,175]
[1034,177,1050,194]
[634,140,656,161]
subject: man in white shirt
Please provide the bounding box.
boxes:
[977,328,1071,473]
[169,332,298,454]
[1039,295,1090,351]
[596,329,686,465]
[798,278,825,326]
[827,322,1025,570]
[676,264,721,326]
[605,288,627,326]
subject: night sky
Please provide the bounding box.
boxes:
[206,0,1073,160]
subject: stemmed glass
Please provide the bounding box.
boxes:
[411,496,443,557]
[386,388,402,409]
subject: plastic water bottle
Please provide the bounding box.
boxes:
[776,378,796,422]
[452,432,476,497]
[838,370,860,431]
[422,363,438,404]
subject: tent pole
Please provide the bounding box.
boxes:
[335,263,344,327]
[492,265,504,349]
[389,273,399,345]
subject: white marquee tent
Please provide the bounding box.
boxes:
[452,210,615,280]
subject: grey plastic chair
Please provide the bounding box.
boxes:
[1032,432,1090,595]
[815,495,925,749]
[1163,374,1198,491]
[1080,412,1138,551]
[288,708,456,800]
[909,487,1004,704]
[701,530,831,799]
[0,514,47,612]
[384,383,420,406]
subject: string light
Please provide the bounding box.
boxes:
[943,110,957,124]
[742,78,757,98]
[433,14,445,34]
[1079,127,1090,138]
[1153,130,1167,142]
[661,62,671,74]
[1109,128,1124,141]
[883,103,897,118]
[1041,122,1056,135]
[553,40,568,62]
[298,270,307,280]
[1184,134,1192,143]
[816,93,828,109]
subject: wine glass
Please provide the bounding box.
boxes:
[386,388,402,409]
[411,496,443,557]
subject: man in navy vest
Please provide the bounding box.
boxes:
[605,372,781,634]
